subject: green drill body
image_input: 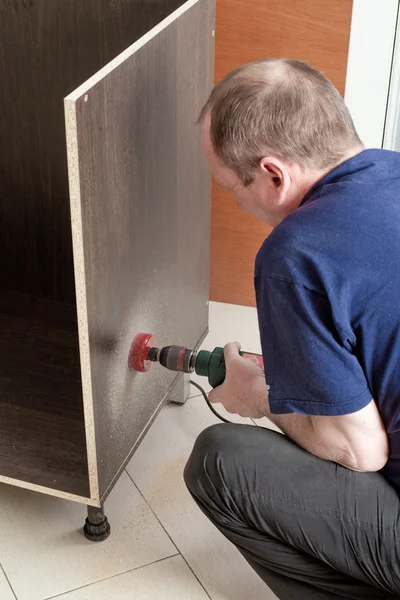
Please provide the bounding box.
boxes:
[147,345,264,388]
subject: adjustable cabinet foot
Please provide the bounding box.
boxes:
[84,504,110,542]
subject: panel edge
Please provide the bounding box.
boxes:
[65,0,200,102]
[0,474,97,507]
[64,98,100,503]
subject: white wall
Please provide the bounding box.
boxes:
[345,0,399,148]
[383,7,400,151]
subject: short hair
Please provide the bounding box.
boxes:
[199,58,363,185]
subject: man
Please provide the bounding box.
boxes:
[184,58,400,599]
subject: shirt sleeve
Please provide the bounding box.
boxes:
[255,274,371,416]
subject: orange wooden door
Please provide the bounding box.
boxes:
[210,0,354,306]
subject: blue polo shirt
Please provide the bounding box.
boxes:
[255,149,400,493]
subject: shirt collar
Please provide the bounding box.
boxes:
[300,149,382,206]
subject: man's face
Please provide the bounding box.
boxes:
[201,116,282,225]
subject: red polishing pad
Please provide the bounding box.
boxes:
[128,332,155,372]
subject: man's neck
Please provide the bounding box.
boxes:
[298,145,365,206]
[274,146,365,227]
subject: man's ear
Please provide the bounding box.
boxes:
[259,157,291,204]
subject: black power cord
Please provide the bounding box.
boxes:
[190,380,232,424]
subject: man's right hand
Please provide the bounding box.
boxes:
[208,342,269,419]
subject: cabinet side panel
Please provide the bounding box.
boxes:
[66,0,214,496]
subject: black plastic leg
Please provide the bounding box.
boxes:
[83,504,111,542]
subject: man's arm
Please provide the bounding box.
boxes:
[267,399,389,472]
[209,343,389,473]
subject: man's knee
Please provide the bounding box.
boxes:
[184,422,272,501]
[184,423,289,501]
[184,423,241,496]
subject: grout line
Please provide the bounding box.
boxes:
[125,471,213,600]
[125,471,179,556]
[43,554,181,600]
[187,392,203,400]
[171,552,213,600]
[0,564,17,600]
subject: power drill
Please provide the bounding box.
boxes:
[129,332,264,388]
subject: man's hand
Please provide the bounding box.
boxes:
[208,342,388,473]
[208,342,269,418]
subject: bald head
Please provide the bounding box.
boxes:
[199,58,363,185]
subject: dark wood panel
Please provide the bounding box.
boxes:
[0,292,89,497]
[211,0,353,306]
[0,0,186,302]
[65,0,214,497]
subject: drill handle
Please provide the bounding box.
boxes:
[196,347,264,388]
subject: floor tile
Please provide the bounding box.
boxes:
[0,472,176,600]
[190,301,262,397]
[52,555,209,600]
[127,399,278,600]
[0,568,16,600]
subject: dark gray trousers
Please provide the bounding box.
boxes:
[184,423,400,599]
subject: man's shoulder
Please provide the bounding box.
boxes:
[255,211,315,284]
[256,152,400,282]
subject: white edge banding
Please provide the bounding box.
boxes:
[64,0,200,103]
[64,98,100,504]
[0,474,97,507]
[344,0,399,148]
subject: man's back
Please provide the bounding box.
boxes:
[255,148,400,493]
[192,57,400,599]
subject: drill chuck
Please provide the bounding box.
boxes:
[147,345,197,374]
[147,344,226,387]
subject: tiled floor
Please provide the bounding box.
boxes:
[0,302,278,600]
